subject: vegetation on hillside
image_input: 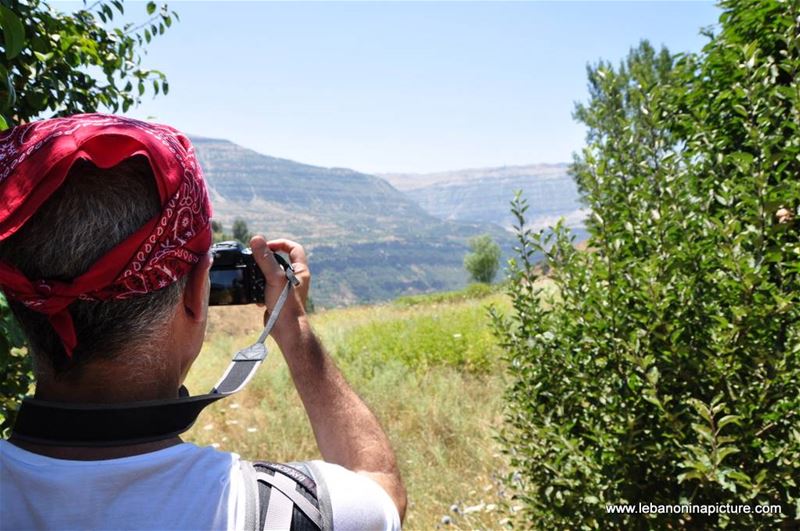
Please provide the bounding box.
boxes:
[191,137,515,308]
[211,217,251,244]
[394,282,499,307]
[232,218,252,244]
[492,1,799,528]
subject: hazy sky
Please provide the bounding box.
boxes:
[59,1,720,174]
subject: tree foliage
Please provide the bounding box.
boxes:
[0,293,28,436]
[210,218,251,245]
[211,219,232,243]
[464,234,501,284]
[232,217,251,246]
[492,1,799,528]
[0,0,177,436]
[0,0,177,128]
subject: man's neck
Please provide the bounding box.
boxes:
[35,361,181,404]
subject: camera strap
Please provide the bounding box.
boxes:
[11,262,300,447]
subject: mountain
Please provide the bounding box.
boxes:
[191,137,512,308]
[382,164,587,235]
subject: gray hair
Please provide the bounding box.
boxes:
[0,156,187,378]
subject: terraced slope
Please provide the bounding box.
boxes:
[192,137,511,307]
[383,163,587,233]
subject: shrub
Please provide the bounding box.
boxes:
[0,294,30,438]
[491,2,799,528]
[464,234,502,284]
[232,218,252,245]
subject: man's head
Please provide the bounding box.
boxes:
[0,156,189,378]
[0,114,213,400]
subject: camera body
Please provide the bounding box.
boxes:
[209,241,265,305]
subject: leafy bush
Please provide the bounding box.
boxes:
[491,1,799,528]
[1,0,177,127]
[0,294,30,438]
[464,234,502,284]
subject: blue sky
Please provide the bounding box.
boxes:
[60,1,720,174]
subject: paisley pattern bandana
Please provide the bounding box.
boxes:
[0,114,212,357]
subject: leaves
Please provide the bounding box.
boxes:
[2,0,178,125]
[0,293,32,438]
[0,4,25,59]
[0,62,16,114]
[495,1,800,527]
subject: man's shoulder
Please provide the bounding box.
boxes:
[298,461,402,531]
[1,439,239,471]
[236,459,400,531]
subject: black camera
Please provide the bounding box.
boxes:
[210,240,296,306]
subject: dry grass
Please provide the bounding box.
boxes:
[183,291,514,530]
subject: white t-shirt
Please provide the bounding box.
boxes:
[0,441,400,531]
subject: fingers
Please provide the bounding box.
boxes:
[251,235,311,313]
[267,239,308,268]
[250,235,285,285]
[260,237,311,311]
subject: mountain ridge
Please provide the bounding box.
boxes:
[382,163,586,233]
[189,136,514,307]
[380,162,571,190]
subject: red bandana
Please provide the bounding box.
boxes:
[0,114,212,358]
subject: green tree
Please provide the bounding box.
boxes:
[232,218,251,245]
[463,234,501,284]
[0,0,177,128]
[0,0,178,436]
[210,219,233,243]
[492,1,799,528]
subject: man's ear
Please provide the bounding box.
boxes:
[183,252,212,323]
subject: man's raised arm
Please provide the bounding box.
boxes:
[251,236,407,522]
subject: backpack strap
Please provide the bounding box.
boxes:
[241,460,329,531]
[301,462,334,531]
[240,461,261,531]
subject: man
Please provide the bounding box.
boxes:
[0,114,406,530]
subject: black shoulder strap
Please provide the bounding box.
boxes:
[243,460,330,531]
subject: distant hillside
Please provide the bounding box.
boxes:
[191,137,512,307]
[382,164,587,235]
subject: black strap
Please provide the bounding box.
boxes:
[11,387,224,446]
[11,263,299,447]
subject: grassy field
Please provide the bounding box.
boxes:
[183,285,514,530]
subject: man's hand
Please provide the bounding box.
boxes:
[250,235,310,344]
